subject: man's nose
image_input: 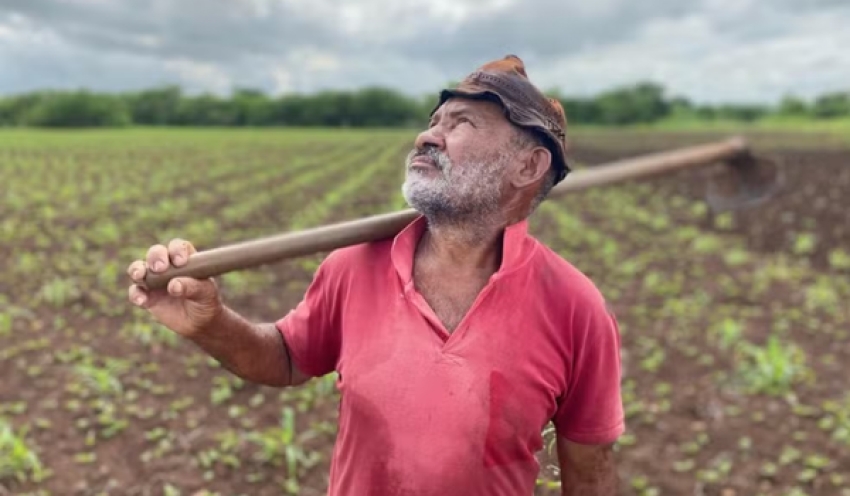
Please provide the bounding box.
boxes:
[414,126,445,151]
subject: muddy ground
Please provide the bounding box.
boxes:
[0,130,847,496]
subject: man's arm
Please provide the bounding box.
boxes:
[188,304,312,388]
[557,437,618,496]
[551,290,624,495]
[129,237,333,388]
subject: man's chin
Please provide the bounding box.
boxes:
[402,185,442,211]
[402,175,439,193]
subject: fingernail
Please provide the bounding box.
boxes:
[172,281,183,294]
[173,255,184,265]
[134,295,146,306]
[154,261,166,272]
[132,269,141,280]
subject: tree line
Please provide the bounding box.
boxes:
[1,83,848,128]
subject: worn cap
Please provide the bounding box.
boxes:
[431,54,570,183]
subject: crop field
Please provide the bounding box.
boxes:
[1,127,848,496]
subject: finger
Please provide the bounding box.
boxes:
[167,238,196,267]
[168,277,215,302]
[146,244,170,273]
[127,260,147,283]
[130,284,169,310]
[129,284,150,308]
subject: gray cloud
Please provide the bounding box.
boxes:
[1,0,849,103]
[2,0,346,63]
[389,1,696,75]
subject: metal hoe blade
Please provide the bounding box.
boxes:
[705,152,784,213]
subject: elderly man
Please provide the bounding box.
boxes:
[127,55,625,496]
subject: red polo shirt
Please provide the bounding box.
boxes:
[276,215,625,496]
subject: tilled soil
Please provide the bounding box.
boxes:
[0,130,848,496]
[534,139,850,495]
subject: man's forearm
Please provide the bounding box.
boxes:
[561,468,618,496]
[560,443,618,496]
[187,305,292,387]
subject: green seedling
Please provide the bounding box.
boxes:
[0,418,48,483]
[735,335,811,396]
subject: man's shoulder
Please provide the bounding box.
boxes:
[529,240,610,310]
[316,238,395,276]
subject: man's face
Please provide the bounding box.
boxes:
[402,98,518,223]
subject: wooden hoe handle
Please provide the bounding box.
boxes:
[141,137,751,290]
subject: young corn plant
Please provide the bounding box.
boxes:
[0,417,49,484]
[710,317,744,351]
[247,406,321,494]
[74,363,123,397]
[36,277,82,308]
[735,335,812,396]
[821,393,850,446]
[828,248,850,271]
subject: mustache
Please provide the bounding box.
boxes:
[407,147,450,171]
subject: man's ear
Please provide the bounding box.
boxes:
[511,146,552,190]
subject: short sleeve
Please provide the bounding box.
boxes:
[552,301,625,445]
[275,255,344,378]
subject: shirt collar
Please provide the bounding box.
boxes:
[390,214,537,287]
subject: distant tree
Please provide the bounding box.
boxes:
[666,96,698,120]
[299,91,348,126]
[811,92,850,118]
[348,87,421,127]
[22,90,131,127]
[778,95,808,116]
[1,81,848,128]
[693,105,717,120]
[0,93,49,126]
[668,96,693,112]
[125,86,182,125]
[593,82,670,125]
[417,94,440,121]
[0,99,9,126]
[231,87,274,126]
[714,104,768,122]
[171,94,238,126]
[560,98,601,125]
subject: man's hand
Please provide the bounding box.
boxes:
[557,436,618,496]
[127,238,307,387]
[127,238,223,337]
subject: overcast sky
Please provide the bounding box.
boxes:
[1,0,848,104]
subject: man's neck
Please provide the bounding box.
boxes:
[417,217,506,274]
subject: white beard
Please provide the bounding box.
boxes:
[401,148,507,228]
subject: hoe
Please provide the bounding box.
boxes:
[141,136,782,291]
